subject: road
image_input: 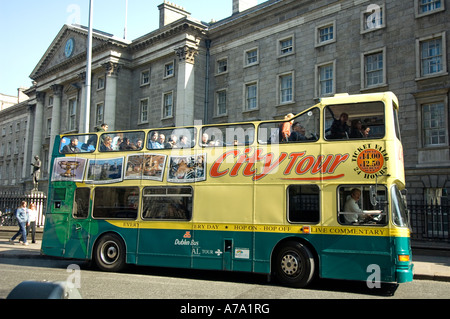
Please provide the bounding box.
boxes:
[0,257,449,302]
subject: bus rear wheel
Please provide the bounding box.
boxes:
[274,241,315,288]
[94,233,126,272]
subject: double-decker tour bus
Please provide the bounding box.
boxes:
[41,92,413,287]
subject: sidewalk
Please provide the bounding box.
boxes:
[0,228,449,282]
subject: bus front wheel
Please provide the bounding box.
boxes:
[274,241,315,288]
[94,233,126,272]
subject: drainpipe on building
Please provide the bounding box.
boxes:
[204,39,211,125]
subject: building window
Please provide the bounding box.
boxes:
[47,119,52,137]
[68,97,77,131]
[316,62,335,97]
[139,98,149,123]
[279,36,294,56]
[422,102,447,146]
[96,102,104,125]
[362,48,386,88]
[415,0,445,17]
[418,35,446,77]
[279,73,293,104]
[245,82,258,111]
[361,4,385,33]
[244,48,258,66]
[316,22,336,46]
[216,90,227,116]
[140,69,150,86]
[163,92,173,118]
[217,58,228,74]
[164,61,174,78]
[97,76,105,90]
[48,95,53,107]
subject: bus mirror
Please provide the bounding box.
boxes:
[370,186,378,206]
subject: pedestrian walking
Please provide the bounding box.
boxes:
[9,201,30,246]
[27,203,37,244]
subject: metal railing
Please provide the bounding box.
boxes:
[409,200,450,242]
[0,192,47,227]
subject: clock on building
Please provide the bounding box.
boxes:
[64,38,75,58]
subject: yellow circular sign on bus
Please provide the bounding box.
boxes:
[356,148,384,174]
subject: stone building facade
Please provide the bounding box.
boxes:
[0,0,449,206]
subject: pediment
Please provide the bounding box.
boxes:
[30,24,129,81]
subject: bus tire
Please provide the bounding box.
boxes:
[274,241,315,288]
[94,233,126,272]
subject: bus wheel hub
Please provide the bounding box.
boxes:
[281,253,300,275]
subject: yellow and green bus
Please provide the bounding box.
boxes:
[41,91,413,287]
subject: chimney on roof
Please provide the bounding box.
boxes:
[232,0,258,15]
[158,1,191,28]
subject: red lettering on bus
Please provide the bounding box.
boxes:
[210,149,239,177]
[210,148,349,180]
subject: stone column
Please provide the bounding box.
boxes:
[175,45,198,127]
[103,62,121,131]
[48,84,63,168]
[31,91,45,174]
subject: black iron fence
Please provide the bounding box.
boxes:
[0,192,47,227]
[409,200,449,242]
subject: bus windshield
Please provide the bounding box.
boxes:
[392,185,409,227]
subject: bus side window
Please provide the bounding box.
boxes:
[142,187,192,220]
[92,187,139,219]
[201,124,254,147]
[287,185,320,223]
[337,185,387,225]
[325,102,385,140]
[60,134,97,154]
[74,188,90,219]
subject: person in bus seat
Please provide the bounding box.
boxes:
[148,131,163,149]
[362,125,370,137]
[279,113,295,142]
[200,133,212,147]
[135,139,143,150]
[158,134,167,148]
[329,113,349,139]
[178,135,190,148]
[100,136,113,151]
[119,137,136,150]
[62,138,81,153]
[343,188,375,224]
[289,122,307,141]
[343,188,365,224]
[349,119,364,138]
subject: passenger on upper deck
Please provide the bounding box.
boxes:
[178,135,190,148]
[62,138,81,153]
[100,136,113,151]
[148,132,163,149]
[349,119,364,138]
[329,113,349,139]
[279,113,295,142]
[200,133,213,147]
[289,122,307,141]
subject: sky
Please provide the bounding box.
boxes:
[0,0,265,97]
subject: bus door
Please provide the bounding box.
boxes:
[64,187,91,260]
[42,183,72,257]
